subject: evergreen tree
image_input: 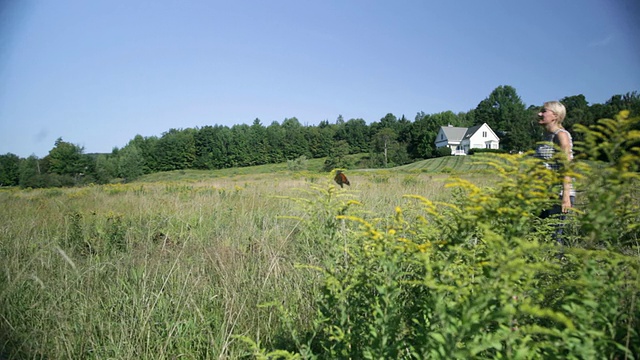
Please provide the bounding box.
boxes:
[228,124,252,167]
[194,125,232,170]
[249,118,270,165]
[306,125,335,158]
[281,117,309,159]
[266,121,286,164]
[323,140,350,171]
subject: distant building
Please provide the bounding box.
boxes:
[435,123,500,155]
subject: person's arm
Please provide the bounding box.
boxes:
[556,131,573,213]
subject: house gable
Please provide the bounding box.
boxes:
[435,125,467,147]
[466,123,500,150]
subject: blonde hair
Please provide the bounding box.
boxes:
[544,101,566,124]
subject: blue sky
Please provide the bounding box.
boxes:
[1,0,638,158]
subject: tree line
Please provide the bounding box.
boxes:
[1,86,638,188]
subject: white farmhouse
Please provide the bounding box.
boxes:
[435,123,500,155]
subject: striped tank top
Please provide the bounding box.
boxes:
[534,129,576,196]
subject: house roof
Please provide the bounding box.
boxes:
[462,125,483,140]
[440,123,498,142]
[440,126,468,141]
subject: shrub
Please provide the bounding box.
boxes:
[370,175,389,184]
[288,156,308,171]
[250,111,640,359]
[468,148,508,155]
[401,175,420,187]
[435,146,452,157]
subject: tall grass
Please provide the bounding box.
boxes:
[4,110,637,358]
[244,112,640,359]
[0,169,489,359]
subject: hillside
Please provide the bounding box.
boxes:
[138,154,496,183]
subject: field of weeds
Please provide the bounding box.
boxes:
[2,123,639,359]
[0,166,496,359]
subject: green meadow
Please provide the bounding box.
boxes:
[2,122,639,360]
[0,156,492,358]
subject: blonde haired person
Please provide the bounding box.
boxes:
[535,101,575,245]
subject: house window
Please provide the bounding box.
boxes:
[440,134,444,140]
[482,131,487,137]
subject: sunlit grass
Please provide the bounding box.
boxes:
[3,114,639,358]
[0,162,499,359]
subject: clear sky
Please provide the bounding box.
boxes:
[1,0,638,158]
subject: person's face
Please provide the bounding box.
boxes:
[538,107,557,126]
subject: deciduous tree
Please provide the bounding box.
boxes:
[475,85,528,151]
[371,128,397,167]
[48,138,86,177]
[561,94,592,142]
[153,129,196,171]
[117,145,144,182]
[19,155,46,188]
[0,153,20,186]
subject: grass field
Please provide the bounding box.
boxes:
[137,153,496,182]
[2,152,638,359]
[0,155,500,359]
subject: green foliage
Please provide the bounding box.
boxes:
[128,134,159,173]
[370,128,398,167]
[288,156,308,172]
[0,153,20,186]
[365,113,413,165]
[94,154,117,184]
[407,111,470,159]
[474,85,531,152]
[2,180,316,358]
[47,138,94,185]
[12,88,639,188]
[65,211,86,252]
[561,94,593,143]
[194,125,231,169]
[257,111,640,358]
[401,175,420,187]
[18,155,47,188]
[435,146,452,157]
[282,118,311,160]
[322,140,350,172]
[48,138,84,176]
[105,212,127,252]
[275,174,363,259]
[341,118,370,154]
[15,139,96,188]
[468,148,507,155]
[306,126,335,158]
[117,144,145,182]
[370,174,390,184]
[153,128,197,171]
[2,118,639,359]
[573,110,640,247]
